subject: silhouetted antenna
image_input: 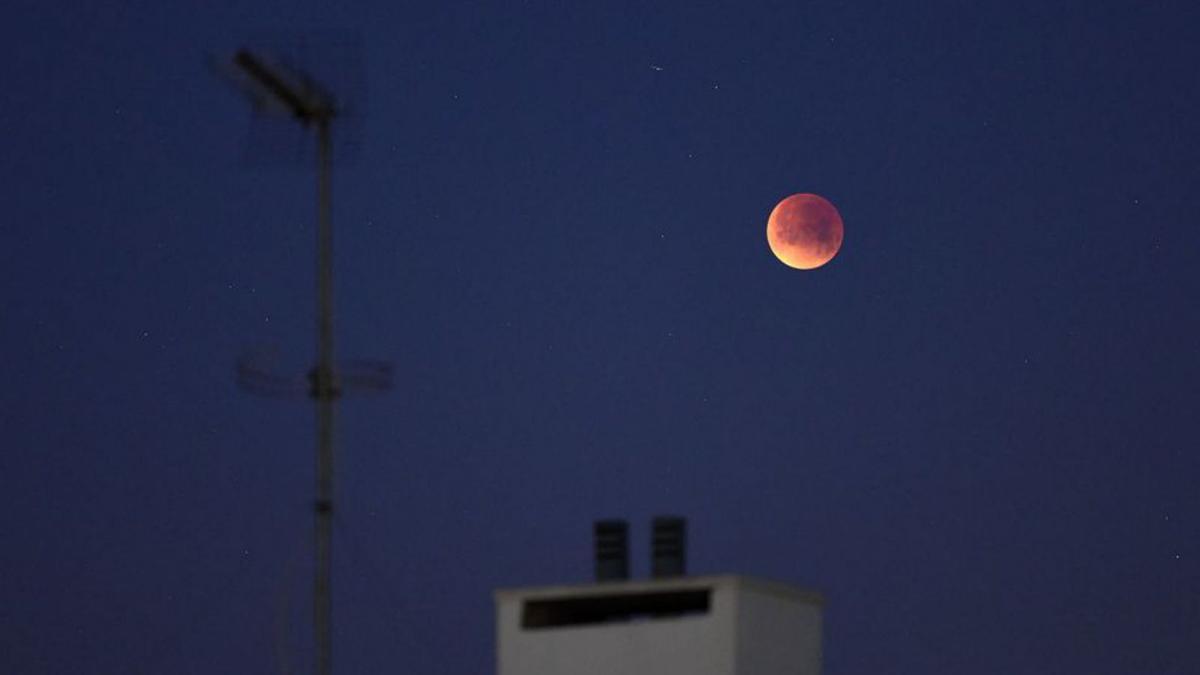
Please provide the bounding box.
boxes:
[230,49,335,124]
[217,42,389,675]
[212,33,365,166]
[237,351,393,399]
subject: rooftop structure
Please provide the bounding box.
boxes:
[495,519,823,675]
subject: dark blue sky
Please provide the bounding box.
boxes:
[3,2,1198,673]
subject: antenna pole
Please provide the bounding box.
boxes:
[221,48,391,675]
[313,117,336,675]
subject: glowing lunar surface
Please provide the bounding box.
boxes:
[767,193,844,270]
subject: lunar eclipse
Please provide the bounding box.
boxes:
[767,193,844,269]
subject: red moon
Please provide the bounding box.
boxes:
[766,193,844,270]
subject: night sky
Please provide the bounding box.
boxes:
[3,2,1199,674]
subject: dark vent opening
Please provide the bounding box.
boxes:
[522,589,711,629]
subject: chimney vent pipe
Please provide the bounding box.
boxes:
[651,516,687,578]
[593,519,629,582]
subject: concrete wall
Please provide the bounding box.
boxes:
[732,578,822,675]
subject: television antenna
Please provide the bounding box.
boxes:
[218,46,391,675]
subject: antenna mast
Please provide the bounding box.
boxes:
[222,47,389,675]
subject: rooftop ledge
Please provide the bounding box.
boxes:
[494,574,825,607]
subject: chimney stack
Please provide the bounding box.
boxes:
[651,516,687,578]
[593,519,629,582]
